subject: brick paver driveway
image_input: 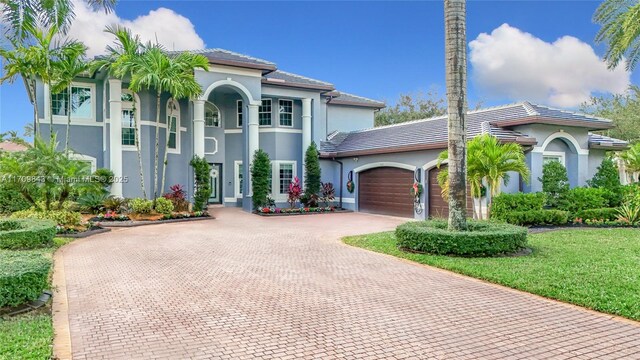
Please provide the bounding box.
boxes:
[54,208,640,359]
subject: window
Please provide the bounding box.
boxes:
[205,102,220,127]
[237,100,243,127]
[166,100,180,152]
[121,90,137,146]
[235,161,243,198]
[277,162,295,195]
[543,151,565,167]
[279,99,293,127]
[259,99,272,126]
[51,85,92,118]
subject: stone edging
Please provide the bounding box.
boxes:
[57,227,111,238]
[255,209,352,217]
[97,216,214,228]
[52,246,72,360]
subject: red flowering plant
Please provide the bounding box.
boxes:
[288,177,302,208]
[163,184,189,211]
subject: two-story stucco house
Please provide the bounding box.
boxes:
[34,48,627,218]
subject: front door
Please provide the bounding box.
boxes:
[209,164,222,204]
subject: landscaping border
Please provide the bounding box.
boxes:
[96,215,214,228]
[255,209,352,217]
[57,227,111,238]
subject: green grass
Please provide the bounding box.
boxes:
[344,228,640,321]
[0,313,53,360]
[0,237,70,360]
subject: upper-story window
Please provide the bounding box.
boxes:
[237,100,243,127]
[279,99,293,127]
[51,85,92,118]
[205,102,220,127]
[167,99,180,152]
[121,90,137,146]
[259,99,272,126]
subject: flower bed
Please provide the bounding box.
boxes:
[97,211,211,227]
[255,206,349,216]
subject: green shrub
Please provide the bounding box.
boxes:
[77,191,108,214]
[557,187,607,213]
[304,142,321,196]
[622,184,640,206]
[129,198,153,214]
[574,208,619,222]
[154,197,174,215]
[10,209,82,227]
[92,168,115,188]
[103,196,129,213]
[190,156,211,211]
[499,209,570,226]
[0,250,52,307]
[0,184,31,215]
[539,161,569,207]
[0,219,56,250]
[250,149,271,209]
[491,192,545,220]
[395,220,528,256]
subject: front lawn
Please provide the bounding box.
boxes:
[0,313,53,360]
[344,228,640,321]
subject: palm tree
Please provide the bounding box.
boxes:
[92,25,147,198]
[0,45,41,134]
[52,43,89,152]
[437,134,530,219]
[594,0,640,71]
[444,0,468,230]
[621,142,640,182]
[129,45,208,204]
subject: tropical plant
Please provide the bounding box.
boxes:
[52,42,89,152]
[190,156,211,211]
[620,142,640,182]
[588,157,623,206]
[444,0,468,230]
[77,191,108,214]
[129,198,153,214]
[250,149,271,209]
[163,184,189,211]
[128,44,208,204]
[103,196,129,213]
[0,45,41,133]
[320,182,335,207]
[92,168,114,189]
[539,161,570,207]
[154,197,174,215]
[91,25,147,198]
[617,203,640,225]
[437,134,530,219]
[594,0,640,71]
[304,142,321,196]
[288,176,302,208]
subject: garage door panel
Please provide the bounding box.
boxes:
[358,167,414,218]
[428,165,474,218]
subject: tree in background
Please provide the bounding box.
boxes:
[594,0,640,71]
[444,0,468,230]
[251,149,271,209]
[374,90,446,127]
[580,86,640,143]
[539,161,569,208]
[588,157,623,206]
[304,142,321,196]
[189,156,211,211]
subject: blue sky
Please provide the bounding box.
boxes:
[1,0,638,135]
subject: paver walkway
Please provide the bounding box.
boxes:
[54,208,640,359]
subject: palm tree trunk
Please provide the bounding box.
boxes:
[65,85,71,153]
[160,100,174,198]
[153,90,161,206]
[444,0,468,231]
[132,93,147,198]
[30,79,40,136]
[477,197,483,220]
[48,80,55,144]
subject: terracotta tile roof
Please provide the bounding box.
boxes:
[320,102,620,158]
[0,141,28,152]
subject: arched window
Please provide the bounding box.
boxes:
[167,99,180,153]
[205,102,220,127]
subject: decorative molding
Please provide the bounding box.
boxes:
[224,128,302,134]
[224,129,242,134]
[201,78,256,103]
[353,162,417,173]
[199,65,262,78]
[422,159,447,171]
[204,137,218,155]
[337,197,356,204]
[542,151,566,167]
[37,118,103,127]
[532,131,589,155]
[69,153,97,172]
[224,197,239,203]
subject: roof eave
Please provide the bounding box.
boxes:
[261,79,335,91]
[588,143,629,150]
[491,116,614,130]
[208,58,277,74]
[328,100,386,109]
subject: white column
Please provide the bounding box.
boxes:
[248,103,260,195]
[302,98,312,185]
[193,99,205,157]
[108,78,123,197]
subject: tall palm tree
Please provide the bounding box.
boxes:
[92,25,147,198]
[444,0,468,230]
[594,0,640,71]
[52,43,89,152]
[0,45,41,134]
[437,134,530,219]
[621,142,640,182]
[129,46,208,204]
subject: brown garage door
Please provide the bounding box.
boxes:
[359,167,414,218]
[428,165,474,218]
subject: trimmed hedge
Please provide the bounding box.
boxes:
[499,209,570,226]
[10,209,82,227]
[557,187,607,213]
[0,219,56,250]
[396,220,528,256]
[0,250,52,308]
[491,193,545,220]
[574,208,619,222]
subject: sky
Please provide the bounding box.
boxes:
[1,0,638,135]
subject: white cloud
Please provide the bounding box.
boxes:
[469,23,630,107]
[68,0,205,58]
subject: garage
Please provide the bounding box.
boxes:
[428,165,474,218]
[358,167,414,218]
